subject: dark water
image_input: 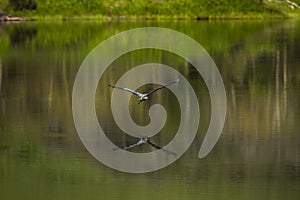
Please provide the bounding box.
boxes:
[0,20,300,200]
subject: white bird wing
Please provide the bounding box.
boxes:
[119,139,143,150]
[146,79,179,97]
[108,84,142,97]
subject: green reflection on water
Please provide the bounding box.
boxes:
[0,20,300,200]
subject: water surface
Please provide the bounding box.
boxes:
[0,20,300,200]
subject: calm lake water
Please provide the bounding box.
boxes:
[0,20,300,200]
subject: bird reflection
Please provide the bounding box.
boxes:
[113,137,177,157]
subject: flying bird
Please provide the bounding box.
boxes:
[108,79,179,103]
[113,137,177,157]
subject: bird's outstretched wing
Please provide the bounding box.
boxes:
[146,140,162,149]
[113,139,143,151]
[108,84,142,97]
[146,140,177,157]
[146,79,179,97]
[113,137,177,157]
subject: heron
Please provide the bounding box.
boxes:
[108,79,179,103]
[113,136,177,157]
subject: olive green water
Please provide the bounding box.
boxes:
[0,20,299,200]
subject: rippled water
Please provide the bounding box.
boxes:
[0,20,299,200]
